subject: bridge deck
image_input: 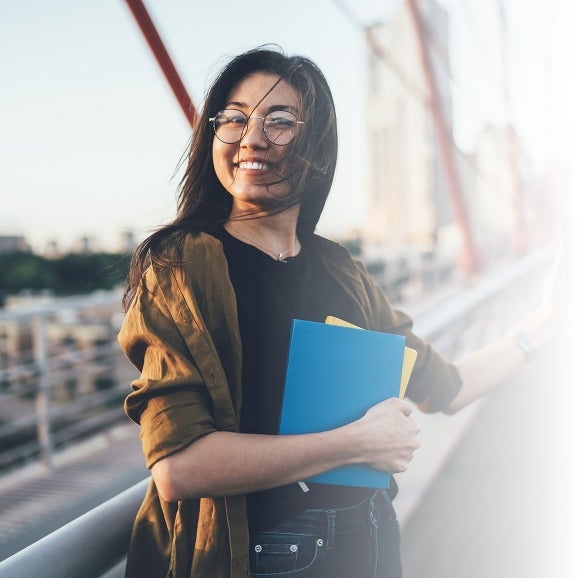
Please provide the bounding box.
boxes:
[401,333,576,578]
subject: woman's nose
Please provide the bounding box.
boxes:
[240,117,268,147]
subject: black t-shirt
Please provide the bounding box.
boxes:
[211,226,383,531]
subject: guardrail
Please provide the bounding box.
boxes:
[0,250,553,578]
[0,478,150,578]
[0,290,135,471]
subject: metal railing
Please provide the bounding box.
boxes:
[0,290,136,471]
[0,478,150,578]
[0,249,553,577]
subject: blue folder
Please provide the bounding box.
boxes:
[278,319,406,488]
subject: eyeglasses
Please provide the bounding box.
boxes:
[209,109,304,146]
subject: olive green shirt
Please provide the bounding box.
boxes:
[118,231,461,578]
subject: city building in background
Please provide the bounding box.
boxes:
[0,236,31,255]
[363,0,552,272]
[365,0,454,258]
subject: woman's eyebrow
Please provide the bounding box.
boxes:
[225,101,299,115]
[224,100,247,109]
[268,104,299,114]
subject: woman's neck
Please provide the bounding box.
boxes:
[225,206,301,261]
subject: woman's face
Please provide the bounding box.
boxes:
[212,71,301,213]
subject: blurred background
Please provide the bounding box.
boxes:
[0,0,576,576]
[1,0,575,257]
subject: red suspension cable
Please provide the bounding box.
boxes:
[124,0,197,129]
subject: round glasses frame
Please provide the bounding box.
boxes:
[209,109,304,146]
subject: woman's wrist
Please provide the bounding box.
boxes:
[505,327,537,364]
[505,301,561,364]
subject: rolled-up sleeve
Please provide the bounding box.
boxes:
[119,269,217,469]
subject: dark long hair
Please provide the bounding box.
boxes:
[123,46,338,309]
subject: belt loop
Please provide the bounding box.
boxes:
[325,509,336,550]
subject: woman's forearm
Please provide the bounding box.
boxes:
[151,397,420,501]
[449,303,556,412]
[449,335,526,411]
[152,429,356,501]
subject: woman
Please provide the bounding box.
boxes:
[119,46,556,578]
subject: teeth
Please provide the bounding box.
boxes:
[239,161,267,170]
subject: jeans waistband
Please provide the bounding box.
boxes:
[254,489,391,549]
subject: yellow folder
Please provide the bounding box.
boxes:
[325,316,417,399]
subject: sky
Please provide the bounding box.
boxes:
[1,0,576,253]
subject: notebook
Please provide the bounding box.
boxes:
[325,316,417,399]
[278,318,408,488]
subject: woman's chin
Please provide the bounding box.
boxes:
[229,187,293,209]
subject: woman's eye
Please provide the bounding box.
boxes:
[218,111,247,126]
[266,115,295,129]
[228,115,247,126]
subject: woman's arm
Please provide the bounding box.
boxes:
[449,256,566,412]
[449,333,533,412]
[152,397,420,502]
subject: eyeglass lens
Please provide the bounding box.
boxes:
[212,109,300,145]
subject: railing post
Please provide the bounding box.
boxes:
[32,314,54,471]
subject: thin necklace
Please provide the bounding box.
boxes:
[226,224,299,263]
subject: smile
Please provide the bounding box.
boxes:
[238,161,268,171]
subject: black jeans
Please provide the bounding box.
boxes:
[249,489,402,578]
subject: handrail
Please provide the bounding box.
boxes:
[414,248,551,341]
[0,249,553,577]
[0,290,122,322]
[0,478,150,578]
[0,289,130,470]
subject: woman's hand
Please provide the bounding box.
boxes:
[522,248,576,343]
[450,244,576,413]
[347,397,420,474]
